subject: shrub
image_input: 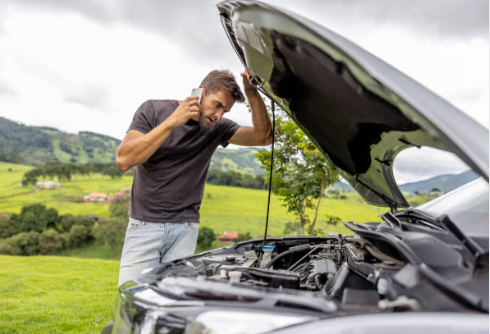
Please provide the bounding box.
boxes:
[59,232,71,249]
[109,188,131,221]
[0,231,40,255]
[91,219,126,257]
[235,232,253,243]
[69,225,90,247]
[57,214,95,233]
[15,204,59,233]
[39,229,62,255]
[0,215,17,239]
[197,227,215,249]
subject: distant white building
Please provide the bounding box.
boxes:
[36,180,61,189]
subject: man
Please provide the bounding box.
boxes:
[116,69,272,287]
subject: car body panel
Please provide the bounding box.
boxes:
[217,0,489,208]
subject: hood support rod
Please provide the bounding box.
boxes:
[263,99,275,245]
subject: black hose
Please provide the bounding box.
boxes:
[265,244,311,269]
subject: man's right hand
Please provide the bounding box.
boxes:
[167,96,201,128]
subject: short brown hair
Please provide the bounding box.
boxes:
[200,70,245,103]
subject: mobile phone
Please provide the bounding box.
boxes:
[191,88,203,104]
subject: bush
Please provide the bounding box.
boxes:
[39,229,62,255]
[0,231,40,255]
[15,204,59,233]
[197,227,215,249]
[235,232,253,242]
[91,219,127,257]
[0,215,17,239]
[325,214,342,226]
[57,214,95,233]
[59,232,71,249]
[109,188,131,221]
[69,225,91,247]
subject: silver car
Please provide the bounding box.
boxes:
[104,1,489,333]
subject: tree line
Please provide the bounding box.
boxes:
[22,162,124,185]
[206,169,267,189]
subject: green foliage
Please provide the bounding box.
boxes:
[0,214,17,238]
[57,214,94,233]
[12,203,59,233]
[325,214,342,226]
[196,226,216,249]
[206,169,266,189]
[103,165,123,179]
[0,231,40,255]
[210,147,264,175]
[39,229,63,254]
[22,162,122,185]
[0,116,121,166]
[282,221,302,236]
[235,231,253,242]
[109,188,131,221]
[255,105,339,235]
[68,224,91,247]
[91,219,126,257]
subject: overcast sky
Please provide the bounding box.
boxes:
[0,0,487,183]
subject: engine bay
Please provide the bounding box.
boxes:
[142,215,488,314]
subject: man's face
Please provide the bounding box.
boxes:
[198,90,235,128]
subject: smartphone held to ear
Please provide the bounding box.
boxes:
[191,88,203,104]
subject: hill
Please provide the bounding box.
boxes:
[0,117,264,174]
[0,117,120,166]
[210,147,264,175]
[399,169,479,195]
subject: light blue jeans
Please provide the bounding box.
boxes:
[118,218,199,287]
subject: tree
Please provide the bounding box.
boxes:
[39,229,62,254]
[235,232,253,242]
[104,165,123,179]
[255,105,339,235]
[109,188,131,221]
[91,219,127,257]
[196,227,216,249]
[14,204,59,233]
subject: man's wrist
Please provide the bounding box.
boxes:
[163,117,179,130]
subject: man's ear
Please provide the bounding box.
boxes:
[199,85,206,96]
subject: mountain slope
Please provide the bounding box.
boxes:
[0,117,120,166]
[210,147,264,175]
[399,170,479,195]
[0,117,265,173]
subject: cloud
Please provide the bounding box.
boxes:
[0,0,239,66]
[393,146,471,183]
[269,0,488,40]
[64,84,108,110]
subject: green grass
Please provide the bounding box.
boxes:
[0,255,119,334]
[0,162,34,198]
[56,242,120,261]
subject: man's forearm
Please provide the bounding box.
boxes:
[116,119,177,171]
[246,87,273,144]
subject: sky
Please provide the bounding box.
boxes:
[0,0,488,183]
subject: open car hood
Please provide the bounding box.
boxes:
[217,0,489,208]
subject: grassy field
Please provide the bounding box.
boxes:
[0,255,118,334]
[0,162,388,237]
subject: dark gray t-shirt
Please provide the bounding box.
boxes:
[127,99,239,223]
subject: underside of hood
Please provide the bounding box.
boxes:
[217,0,489,209]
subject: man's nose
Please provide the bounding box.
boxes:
[215,110,224,121]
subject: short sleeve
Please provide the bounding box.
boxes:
[127,100,156,134]
[218,118,240,148]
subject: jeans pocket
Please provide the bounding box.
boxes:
[128,219,142,231]
[185,222,199,232]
